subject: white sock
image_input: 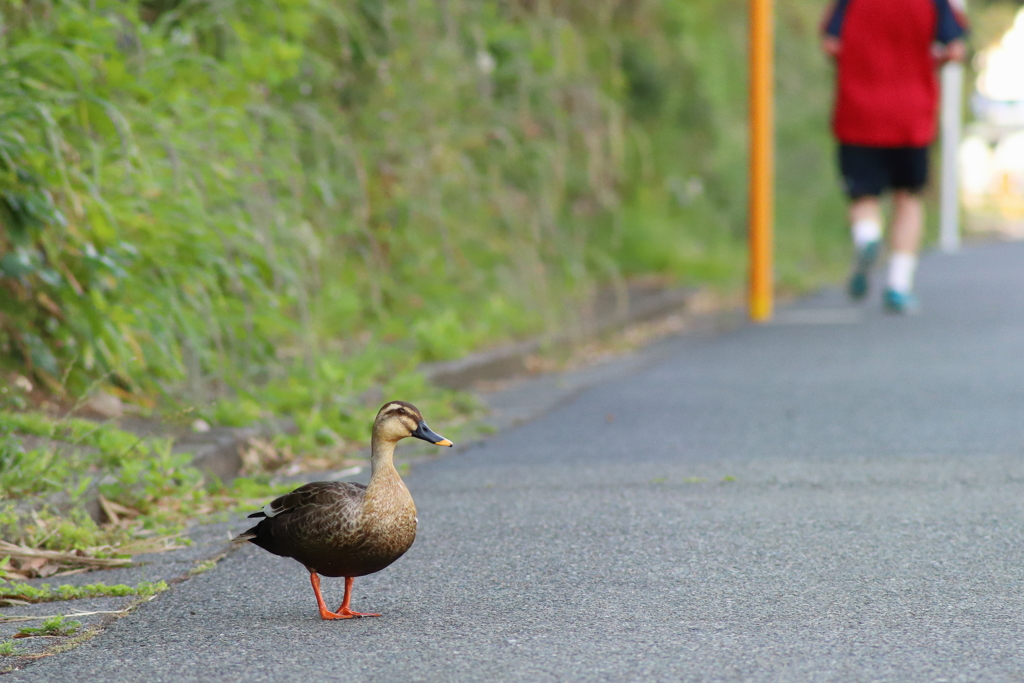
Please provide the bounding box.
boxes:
[887,251,917,294]
[851,219,882,249]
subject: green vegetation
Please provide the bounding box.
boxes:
[0,411,157,498]
[0,640,25,656]
[0,409,291,549]
[188,557,220,576]
[0,408,294,563]
[15,615,81,638]
[0,580,168,605]
[0,0,848,437]
[973,1,1024,51]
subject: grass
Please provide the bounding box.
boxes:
[0,410,161,500]
[187,558,220,577]
[0,405,298,573]
[15,616,81,638]
[0,581,169,606]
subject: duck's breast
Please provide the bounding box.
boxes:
[347,485,417,573]
[301,480,416,577]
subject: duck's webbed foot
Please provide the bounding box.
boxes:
[317,606,379,620]
[333,576,380,617]
[309,571,382,620]
[331,607,381,619]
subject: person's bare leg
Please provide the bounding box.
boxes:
[849,196,882,229]
[847,196,883,300]
[886,190,923,298]
[889,190,923,254]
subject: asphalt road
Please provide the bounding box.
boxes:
[11,241,1024,682]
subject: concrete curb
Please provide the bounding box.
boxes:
[421,284,694,389]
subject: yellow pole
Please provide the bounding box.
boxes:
[748,0,774,322]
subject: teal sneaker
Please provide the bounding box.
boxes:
[847,240,880,300]
[883,288,919,314]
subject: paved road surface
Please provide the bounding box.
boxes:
[11,242,1024,682]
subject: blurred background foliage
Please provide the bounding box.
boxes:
[0,0,850,437]
[972,0,1024,48]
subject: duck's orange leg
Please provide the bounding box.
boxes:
[335,576,381,618]
[309,571,354,620]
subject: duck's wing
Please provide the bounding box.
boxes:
[247,481,366,520]
[236,481,370,567]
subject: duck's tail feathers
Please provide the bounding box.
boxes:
[231,527,259,544]
[232,509,266,543]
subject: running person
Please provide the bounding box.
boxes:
[822,0,967,312]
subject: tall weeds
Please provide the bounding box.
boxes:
[0,0,846,433]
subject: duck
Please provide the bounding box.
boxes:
[233,401,453,619]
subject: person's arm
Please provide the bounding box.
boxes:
[821,0,852,59]
[822,35,842,59]
[937,39,967,63]
[933,0,968,63]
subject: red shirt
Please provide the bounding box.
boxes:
[824,0,967,147]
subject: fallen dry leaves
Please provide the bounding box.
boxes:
[0,541,132,580]
[0,536,183,581]
[97,495,142,526]
[239,437,296,475]
[238,437,364,476]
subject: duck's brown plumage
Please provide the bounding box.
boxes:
[234,400,452,619]
[241,477,416,578]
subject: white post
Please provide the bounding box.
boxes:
[939,0,967,253]
[939,61,964,253]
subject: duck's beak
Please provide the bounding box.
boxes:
[412,421,453,447]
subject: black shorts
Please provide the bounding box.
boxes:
[838,144,929,199]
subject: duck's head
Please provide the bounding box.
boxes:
[373,401,454,447]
